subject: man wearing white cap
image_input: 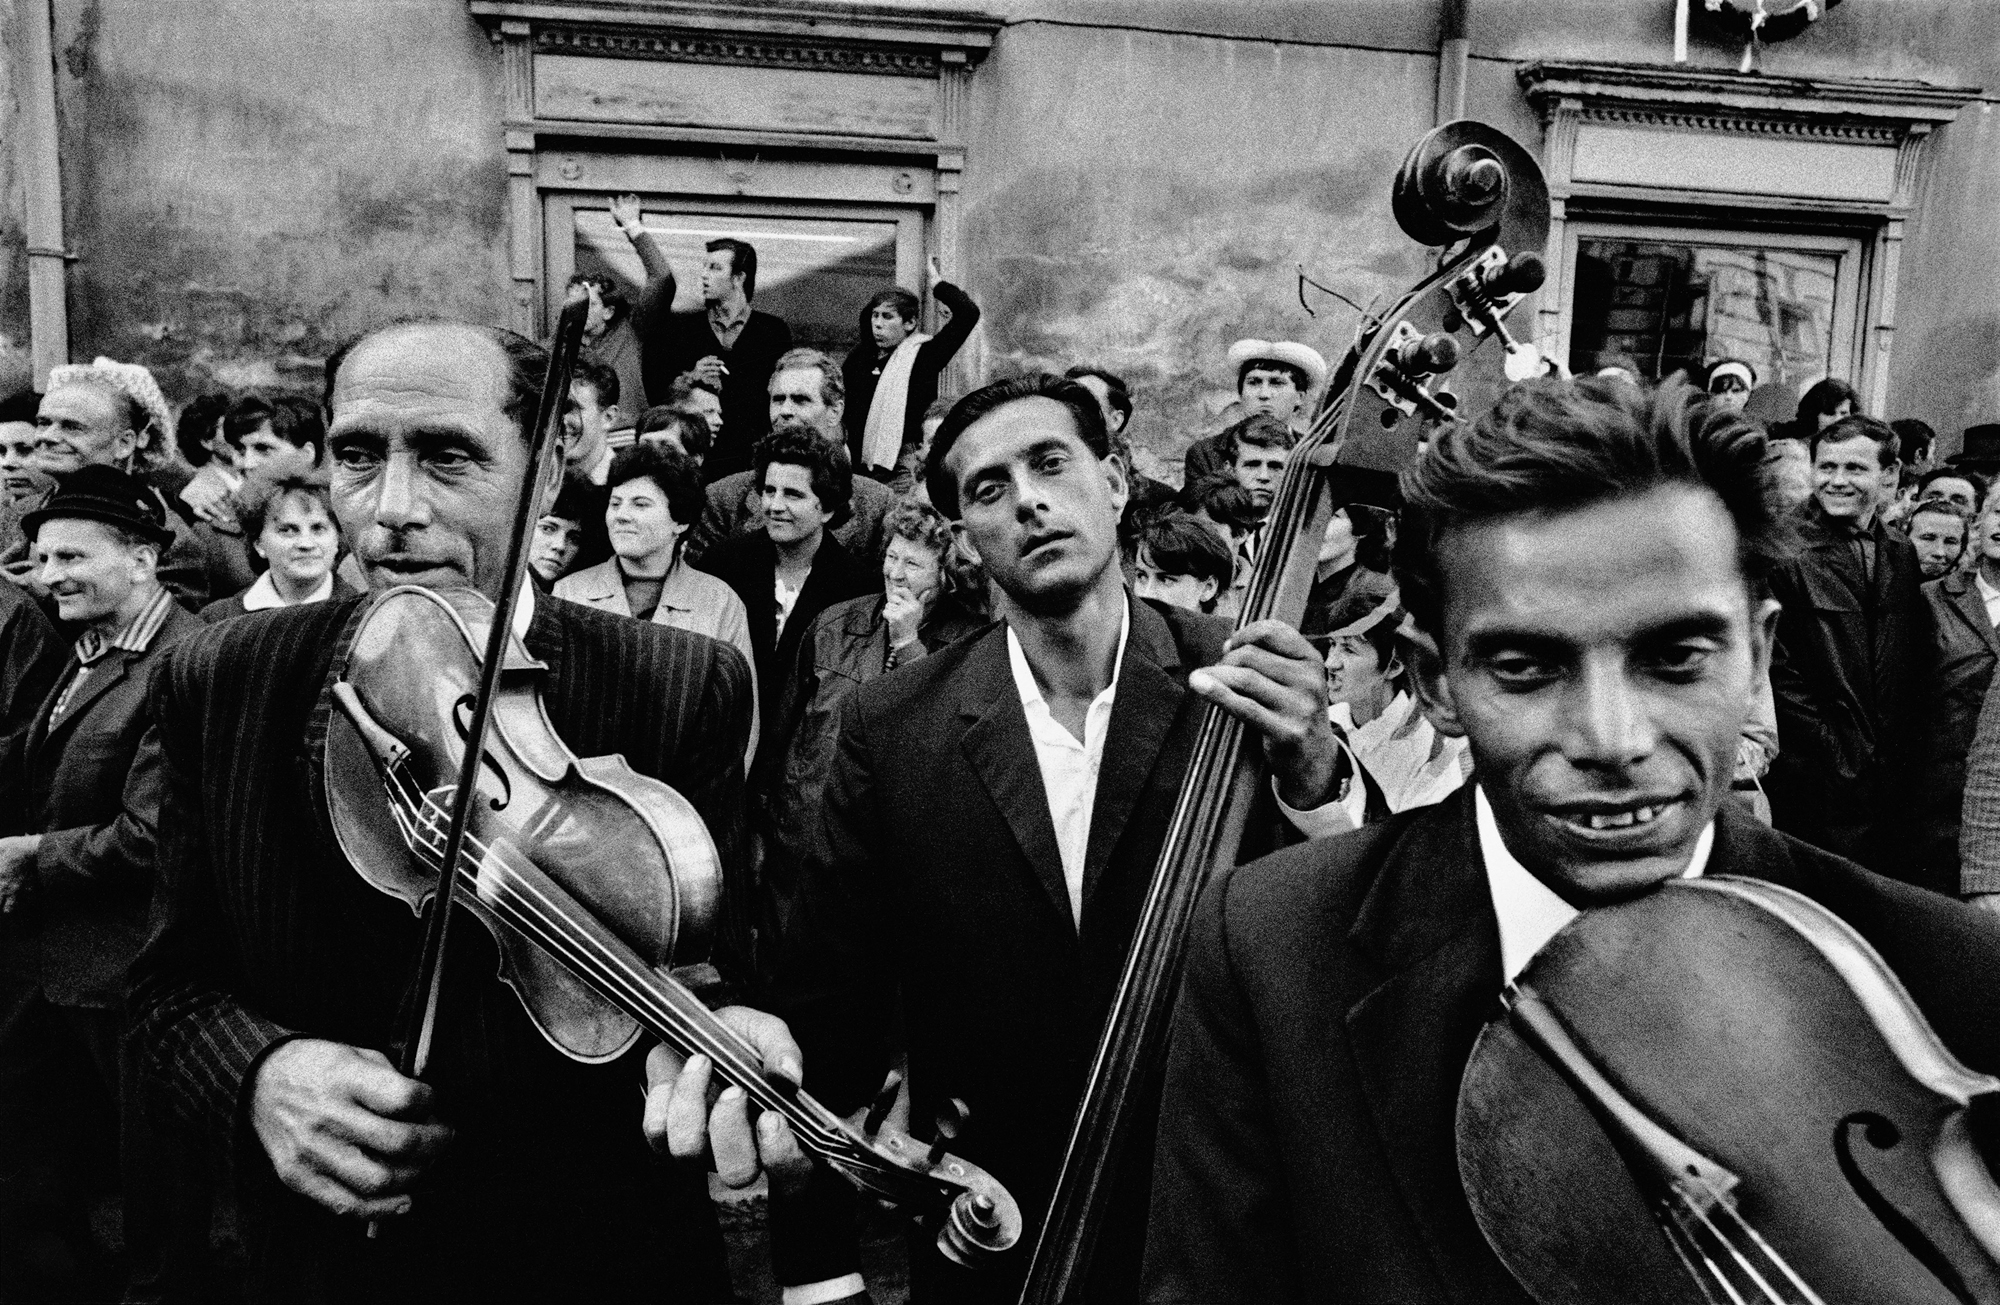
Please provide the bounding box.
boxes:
[1183,338,1329,487]
[24,358,209,611]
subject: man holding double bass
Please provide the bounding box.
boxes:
[1142,377,2000,1304]
[126,319,812,1304]
[746,374,1358,1304]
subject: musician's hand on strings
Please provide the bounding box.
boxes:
[1188,618,1346,810]
[645,1006,811,1195]
[248,1038,454,1220]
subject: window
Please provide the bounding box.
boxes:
[1564,222,1865,385]
[546,195,927,357]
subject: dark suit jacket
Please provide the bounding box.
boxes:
[839,281,981,468]
[10,601,202,1007]
[698,532,876,755]
[0,581,65,837]
[1919,570,2000,892]
[1144,788,2000,1305]
[771,597,1298,1302]
[1765,506,1931,878]
[126,595,753,1304]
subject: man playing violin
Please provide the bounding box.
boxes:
[1142,377,2000,1304]
[734,374,1358,1304]
[127,319,813,1304]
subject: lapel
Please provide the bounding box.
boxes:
[577,559,629,615]
[955,626,1074,932]
[31,648,135,765]
[1341,789,1508,1288]
[1079,599,1184,915]
[1943,572,2000,657]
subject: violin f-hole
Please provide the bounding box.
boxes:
[1835,1112,1977,1305]
[451,694,513,811]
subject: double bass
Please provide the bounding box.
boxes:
[1019,121,1555,1302]
[321,296,1021,1267]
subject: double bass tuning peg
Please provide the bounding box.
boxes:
[863,1069,904,1136]
[928,1097,970,1167]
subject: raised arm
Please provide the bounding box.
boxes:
[611,194,678,341]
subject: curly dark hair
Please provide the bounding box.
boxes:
[607,440,704,529]
[753,427,853,529]
[1395,376,1792,639]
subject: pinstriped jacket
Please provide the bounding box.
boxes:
[126,592,753,1302]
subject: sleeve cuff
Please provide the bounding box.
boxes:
[1271,766,1362,841]
[781,1275,867,1305]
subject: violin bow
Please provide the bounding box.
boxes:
[393,294,592,1086]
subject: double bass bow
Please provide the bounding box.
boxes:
[322,295,1021,1264]
[1017,121,1553,1303]
[1457,878,2000,1304]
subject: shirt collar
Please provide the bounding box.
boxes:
[708,299,752,333]
[74,584,176,666]
[1475,785,1714,985]
[1005,596,1132,732]
[1977,572,1999,605]
[241,570,336,611]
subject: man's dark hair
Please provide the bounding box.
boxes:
[1796,378,1863,430]
[176,391,232,466]
[1137,511,1234,612]
[544,472,600,527]
[1237,360,1309,393]
[608,441,705,530]
[323,320,547,449]
[1063,365,1134,425]
[0,390,40,425]
[925,374,1109,519]
[666,372,721,403]
[227,392,325,462]
[239,474,335,542]
[1892,418,1938,468]
[862,288,921,333]
[638,405,712,462]
[1180,475,1262,534]
[1918,465,1988,511]
[572,357,620,411]
[1225,412,1297,459]
[1810,413,1899,469]
[1396,377,1791,640]
[708,238,759,300]
[754,427,853,529]
[566,271,628,324]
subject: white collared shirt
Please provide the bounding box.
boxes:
[1977,572,2000,630]
[1475,786,1714,984]
[1008,601,1132,926]
[240,570,336,612]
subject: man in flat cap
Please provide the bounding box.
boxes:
[1183,339,1328,486]
[0,464,210,1301]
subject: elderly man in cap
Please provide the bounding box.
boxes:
[23,358,209,611]
[0,464,210,1302]
[1183,338,1328,486]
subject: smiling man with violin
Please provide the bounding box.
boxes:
[1143,378,2000,1305]
[125,318,812,1304]
[749,373,1357,1304]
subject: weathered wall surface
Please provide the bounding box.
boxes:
[2,0,1995,453]
[4,0,508,402]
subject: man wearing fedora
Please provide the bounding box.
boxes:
[0,465,210,1301]
[1183,339,1328,487]
[1949,423,2000,480]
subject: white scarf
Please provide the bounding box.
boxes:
[861,333,932,472]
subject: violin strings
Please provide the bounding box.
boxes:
[1703,1192,1825,1305]
[377,770,884,1175]
[1667,1183,1809,1305]
[1664,1199,1759,1305]
[1654,1207,1734,1305]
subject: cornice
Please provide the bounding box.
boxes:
[1518,59,1981,128]
[535,24,939,77]
[469,0,1001,55]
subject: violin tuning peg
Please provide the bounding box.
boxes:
[1483,251,1547,299]
[928,1097,970,1166]
[863,1069,904,1136]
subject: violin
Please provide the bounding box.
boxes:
[319,292,1019,1264]
[323,586,1020,1265]
[1457,877,2000,1304]
[1019,120,1554,1303]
